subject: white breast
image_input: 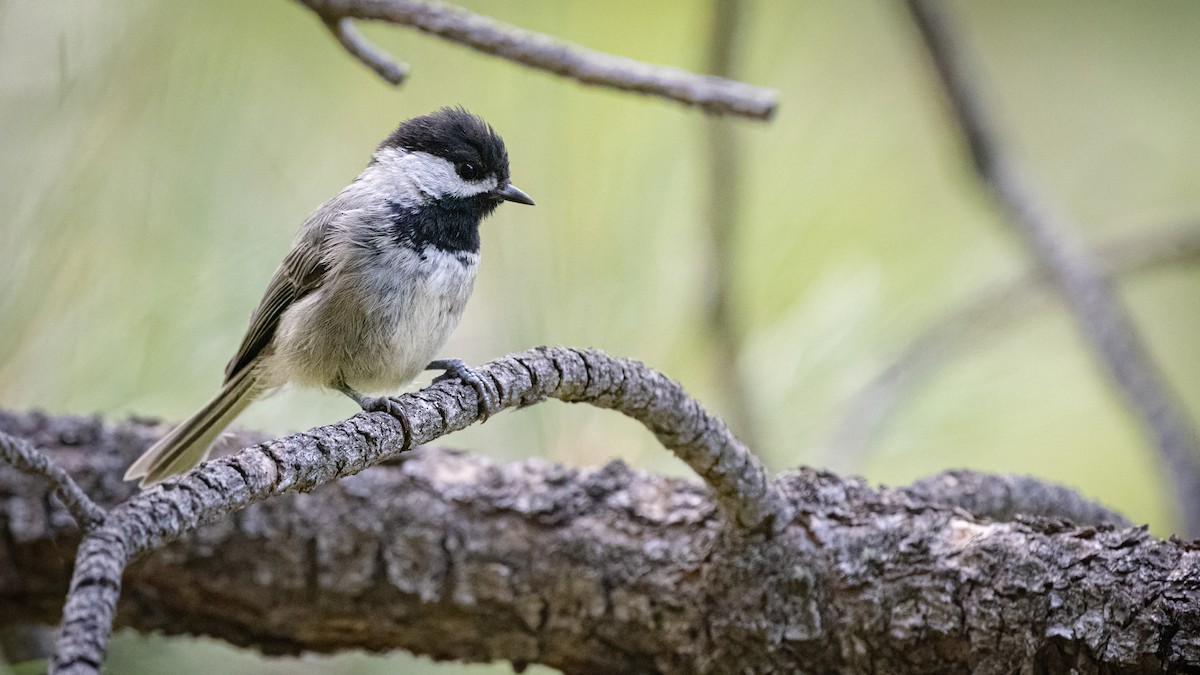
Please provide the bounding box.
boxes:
[269,245,479,393]
[371,246,480,390]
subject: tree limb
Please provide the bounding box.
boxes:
[824,222,1200,471]
[904,0,1200,537]
[296,0,778,120]
[3,410,1196,673]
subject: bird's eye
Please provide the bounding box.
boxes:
[457,162,483,181]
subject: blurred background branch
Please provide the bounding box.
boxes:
[825,221,1200,471]
[298,0,778,119]
[701,0,759,449]
[904,0,1200,537]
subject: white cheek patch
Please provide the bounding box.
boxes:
[373,147,498,200]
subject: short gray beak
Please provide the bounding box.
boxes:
[496,183,535,206]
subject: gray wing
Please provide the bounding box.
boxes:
[222,201,344,383]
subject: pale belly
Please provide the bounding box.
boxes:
[266,248,479,393]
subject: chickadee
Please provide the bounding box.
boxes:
[125,107,533,486]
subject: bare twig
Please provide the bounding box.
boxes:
[702,0,758,447]
[825,223,1200,470]
[0,430,104,530]
[322,16,409,84]
[904,0,1200,537]
[297,0,778,120]
[48,347,790,675]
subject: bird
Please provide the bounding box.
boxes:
[125,107,534,486]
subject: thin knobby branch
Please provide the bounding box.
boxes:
[46,347,791,675]
[297,0,778,120]
[904,0,1200,537]
[0,430,104,531]
[825,222,1200,470]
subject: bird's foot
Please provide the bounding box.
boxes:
[428,358,494,421]
[358,395,414,448]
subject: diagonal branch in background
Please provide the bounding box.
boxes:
[5,411,1192,673]
[903,0,1200,537]
[825,223,1200,471]
[45,347,792,675]
[296,0,778,120]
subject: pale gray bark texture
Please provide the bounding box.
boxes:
[21,347,790,673]
[0,427,103,530]
[3,372,1198,672]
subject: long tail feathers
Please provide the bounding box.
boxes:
[124,368,260,486]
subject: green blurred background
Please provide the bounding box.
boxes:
[3,0,1200,672]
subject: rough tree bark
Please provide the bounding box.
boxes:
[3,396,1198,672]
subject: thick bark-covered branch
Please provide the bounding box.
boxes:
[903,470,1131,527]
[4,409,1196,673]
[296,0,777,119]
[904,0,1200,537]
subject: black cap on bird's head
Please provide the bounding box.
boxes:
[380,107,534,205]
